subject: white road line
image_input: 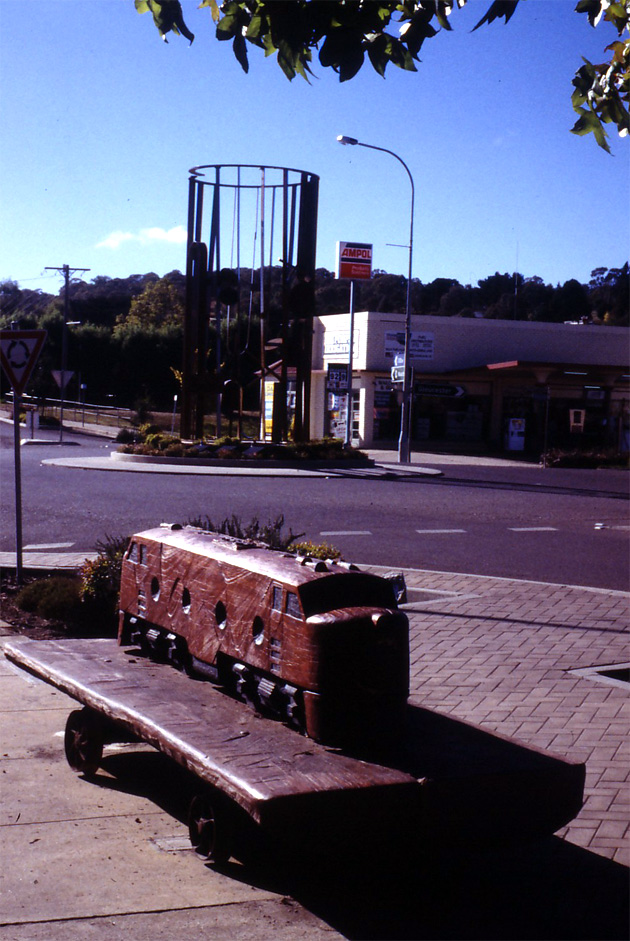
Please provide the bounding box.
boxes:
[320,530,372,536]
[508,527,558,532]
[22,542,75,550]
[416,528,467,534]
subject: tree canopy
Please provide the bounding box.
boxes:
[2,263,627,410]
[135,0,630,152]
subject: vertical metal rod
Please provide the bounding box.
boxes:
[12,391,23,584]
[345,281,355,447]
[212,168,222,437]
[259,170,266,438]
[59,265,70,443]
[543,385,550,469]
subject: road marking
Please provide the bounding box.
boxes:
[320,530,372,536]
[416,528,466,534]
[22,542,75,550]
[508,527,558,532]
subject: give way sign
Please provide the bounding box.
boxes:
[0,329,47,396]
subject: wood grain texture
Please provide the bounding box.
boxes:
[4,637,584,851]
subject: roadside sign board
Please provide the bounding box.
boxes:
[327,363,349,391]
[385,330,434,362]
[335,242,373,280]
[51,369,74,390]
[0,329,46,396]
[415,382,465,398]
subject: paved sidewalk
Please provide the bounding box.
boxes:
[1,561,627,864]
[384,567,629,867]
[1,563,628,938]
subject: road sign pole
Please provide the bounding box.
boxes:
[345,280,355,448]
[1,327,48,584]
[12,393,23,584]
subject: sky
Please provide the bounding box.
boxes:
[0,0,628,299]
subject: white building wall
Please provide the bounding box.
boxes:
[316,312,629,373]
[312,312,629,449]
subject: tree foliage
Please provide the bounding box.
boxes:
[113,274,185,335]
[2,262,627,411]
[135,0,629,150]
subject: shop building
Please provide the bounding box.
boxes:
[310,312,630,453]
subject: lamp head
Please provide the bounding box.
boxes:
[337,135,358,146]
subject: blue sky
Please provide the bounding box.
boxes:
[0,0,628,298]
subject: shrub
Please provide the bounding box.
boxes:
[291,540,341,561]
[285,438,369,461]
[138,422,161,439]
[164,442,186,457]
[116,427,142,444]
[16,576,82,620]
[542,447,629,469]
[189,513,304,551]
[80,534,130,631]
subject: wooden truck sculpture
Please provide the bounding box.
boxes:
[118,524,409,746]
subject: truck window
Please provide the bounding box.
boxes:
[272,585,283,611]
[285,592,302,619]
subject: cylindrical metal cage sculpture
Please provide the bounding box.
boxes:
[182,164,319,441]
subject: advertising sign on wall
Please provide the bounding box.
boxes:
[384,330,435,362]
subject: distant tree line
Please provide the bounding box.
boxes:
[1,263,627,414]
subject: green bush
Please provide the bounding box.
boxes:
[189,513,304,551]
[80,534,130,630]
[291,540,341,560]
[16,576,82,620]
[542,447,629,468]
[138,422,161,439]
[115,427,142,444]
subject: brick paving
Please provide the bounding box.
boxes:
[382,567,630,866]
[2,546,628,868]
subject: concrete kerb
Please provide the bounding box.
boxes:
[4,412,546,476]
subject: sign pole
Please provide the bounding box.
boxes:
[345,280,355,448]
[1,327,48,585]
[12,392,24,584]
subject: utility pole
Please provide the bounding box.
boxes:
[45,264,90,442]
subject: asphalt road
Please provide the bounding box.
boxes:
[1,424,628,590]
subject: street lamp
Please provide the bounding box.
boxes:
[337,135,415,463]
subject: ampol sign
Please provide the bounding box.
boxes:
[335,241,372,280]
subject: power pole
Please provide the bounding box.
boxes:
[45,264,90,442]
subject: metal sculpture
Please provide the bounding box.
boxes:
[181,165,319,442]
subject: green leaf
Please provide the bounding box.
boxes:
[216,2,241,40]
[199,0,221,22]
[472,1,520,32]
[571,108,612,152]
[233,33,250,72]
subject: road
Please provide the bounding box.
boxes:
[1,423,628,590]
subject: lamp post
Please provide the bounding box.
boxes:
[337,135,415,463]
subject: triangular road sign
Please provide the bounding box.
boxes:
[51,369,74,390]
[0,329,47,396]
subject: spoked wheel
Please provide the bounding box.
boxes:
[188,791,232,865]
[64,708,104,777]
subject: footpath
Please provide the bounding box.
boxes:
[0,417,628,939]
